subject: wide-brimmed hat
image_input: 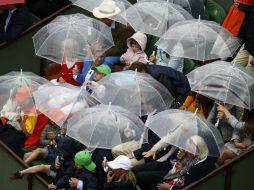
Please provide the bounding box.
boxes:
[92,0,121,19]
[107,155,132,170]
[74,151,96,171]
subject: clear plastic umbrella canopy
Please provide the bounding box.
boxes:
[156,19,241,61]
[66,104,147,149]
[123,0,192,36]
[187,61,254,110]
[91,70,174,116]
[146,109,224,157]
[70,0,132,25]
[32,13,114,65]
[33,83,89,127]
[0,70,50,119]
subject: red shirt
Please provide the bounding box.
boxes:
[57,61,83,86]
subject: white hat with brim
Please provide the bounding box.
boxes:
[92,0,121,19]
[107,155,132,170]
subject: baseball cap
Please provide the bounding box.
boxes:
[74,151,96,171]
[92,64,111,75]
[107,155,132,170]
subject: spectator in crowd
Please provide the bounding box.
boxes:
[153,136,216,190]
[103,155,137,190]
[216,105,254,165]
[120,31,148,70]
[10,136,78,190]
[0,2,32,42]
[129,62,190,106]
[69,150,98,190]
[92,0,135,71]
[22,124,62,165]
[52,38,83,86]
[222,0,254,37]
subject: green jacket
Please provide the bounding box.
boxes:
[105,22,134,56]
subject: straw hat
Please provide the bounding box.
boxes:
[92,0,121,19]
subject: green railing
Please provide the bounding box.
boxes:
[0,140,48,190]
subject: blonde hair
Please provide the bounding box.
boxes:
[119,169,136,186]
[187,135,208,160]
[61,38,79,60]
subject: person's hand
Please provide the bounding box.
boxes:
[69,177,79,187]
[217,104,232,119]
[235,142,249,149]
[58,77,66,84]
[50,139,57,146]
[175,161,184,172]
[157,182,171,190]
[72,65,79,75]
[106,171,114,183]
[48,183,57,190]
[177,149,186,160]
[142,147,157,159]
[55,157,61,169]
[83,80,93,86]
[217,111,225,120]
[126,153,134,159]
[149,55,156,63]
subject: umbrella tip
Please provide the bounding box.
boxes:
[134,68,137,78]
[198,15,201,22]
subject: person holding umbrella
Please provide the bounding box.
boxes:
[92,0,135,71]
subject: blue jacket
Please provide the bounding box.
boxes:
[75,58,94,84]
[148,64,190,104]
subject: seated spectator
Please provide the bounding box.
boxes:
[129,62,190,107]
[103,155,136,190]
[207,103,244,143]
[92,1,135,71]
[0,87,37,157]
[120,31,148,70]
[154,136,216,190]
[180,92,214,118]
[83,64,111,94]
[216,105,254,165]
[234,44,254,72]
[52,38,83,86]
[148,43,184,72]
[69,150,98,190]
[22,124,62,165]
[0,2,32,42]
[9,136,78,190]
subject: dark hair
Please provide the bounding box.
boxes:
[129,62,149,73]
[130,39,138,46]
[242,108,254,139]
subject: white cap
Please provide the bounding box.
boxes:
[107,155,132,170]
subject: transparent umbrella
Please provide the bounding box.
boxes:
[0,70,50,120]
[32,13,114,65]
[187,60,254,110]
[123,0,192,36]
[33,83,89,127]
[91,70,174,116]
[145,109,224,157]
[66,104,147,149]
[70,0,132,25]
[156,18,241,61]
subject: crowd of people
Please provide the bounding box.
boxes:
[0,0,254,190]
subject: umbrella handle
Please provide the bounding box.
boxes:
[215,118,220,127]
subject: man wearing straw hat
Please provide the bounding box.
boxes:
[92,0,134,72]
[0,0,32,42]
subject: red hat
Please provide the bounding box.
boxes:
[48,108,65,125]
[0,0,24,5]
[15,87,32,103]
